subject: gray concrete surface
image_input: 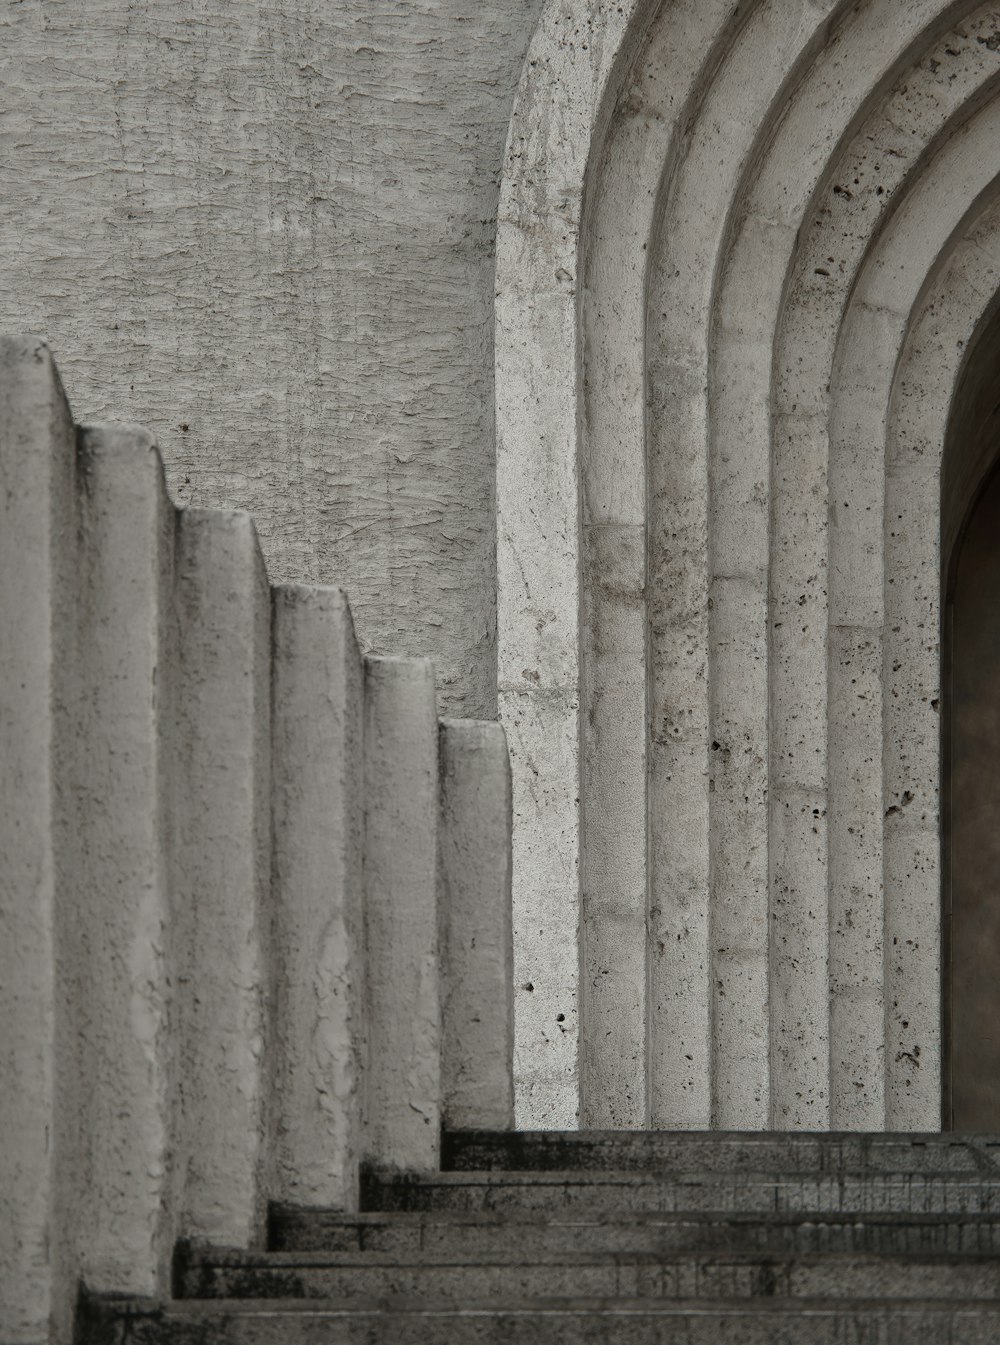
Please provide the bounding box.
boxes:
[173,509,274,1247]
[0,337,77,1345]
[272,586,367,1210]
[363,656,441,1172]
[10,0,998,1146]
[70,423,176,1297]
[438,719,514,1131]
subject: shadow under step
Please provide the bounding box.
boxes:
[177,1246,1000,1303]
[77,1294,1000,1345]
[442,1131,1000,1177]
[269,1206,1000,1256]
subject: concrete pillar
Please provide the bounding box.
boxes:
[0,337,77,1345]
[438,719,514,1131]
[364,656,440,1171]
[70,424,177,1294]
[581,526,647,1130]
[271,585,366,1210]
[173,509,273,1246]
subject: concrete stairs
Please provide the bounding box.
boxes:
[78,1132,1000,1343]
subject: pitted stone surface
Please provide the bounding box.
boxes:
[496,0,1000,1129]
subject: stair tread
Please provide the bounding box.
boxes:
[365,1168,1000,1183]
[272,1207,1000,1226]
[94,1294,1000,1314]
[442,1131,1000,1174]
[192,1247,1000,1267]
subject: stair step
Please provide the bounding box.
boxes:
[269,1206,1000,1256]
[442,1130,1000,1175]
[178,1246,1000,1302]
[360,1168,1000,1216]
[78,1294,1000,1345]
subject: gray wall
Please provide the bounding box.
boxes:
[2,0,543,717]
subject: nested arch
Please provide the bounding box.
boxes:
[497,0,1000,1129]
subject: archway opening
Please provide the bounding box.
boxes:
[942,302,1000,1130]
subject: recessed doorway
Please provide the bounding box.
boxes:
[943,307,1000,1131]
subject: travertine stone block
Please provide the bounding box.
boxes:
[647,733,711,1131]
[827,624,884,1131]
[173,509,273,1245]
[438,719,514,1132]
[708,575,768,1130]
[769,786,830,1130]
[581,521,646,1129]
[364,656,440,1171]
[498,685,580,1130]
[72,423,176,1294]
[0,336,76,1345]
[884,824,940,1131]
[271,585,366,1209]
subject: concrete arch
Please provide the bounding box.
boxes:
[496,0,1000,1129]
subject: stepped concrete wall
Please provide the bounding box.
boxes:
[0,339,514,1345]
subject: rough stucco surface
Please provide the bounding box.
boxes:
[1,0,544,718]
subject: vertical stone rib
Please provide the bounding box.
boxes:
[364,656,440,1170]
[578,0,738,1135]
[439,719,514,1132]
[495,0,650,1129]
[72,423,177,1291]
[769,412,830,1129]
[0,336,76,1345]
[641,0,806,1132]
[884,462,942,1129]
[580,524,648,1128]
[711,223,790,1130]
[271,585,366,1209]
[173,509,273,1245]
[671,0,859,1129]
[826,302,894,1132]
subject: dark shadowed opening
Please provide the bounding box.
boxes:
[942,300,1000,1131]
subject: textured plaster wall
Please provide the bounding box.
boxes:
[1,0,543,717]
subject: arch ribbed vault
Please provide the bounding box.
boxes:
[495,0,1000,1129]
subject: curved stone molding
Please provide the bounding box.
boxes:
[495,0,653,1128]
[497,0,1000,1128]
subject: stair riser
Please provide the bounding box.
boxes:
[442,1133,1000,1176]
[362,1177,1000,1218]
[77,1303,1000,1345]
[181,1259,1000,1302]
[269,1212,1000,1256]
